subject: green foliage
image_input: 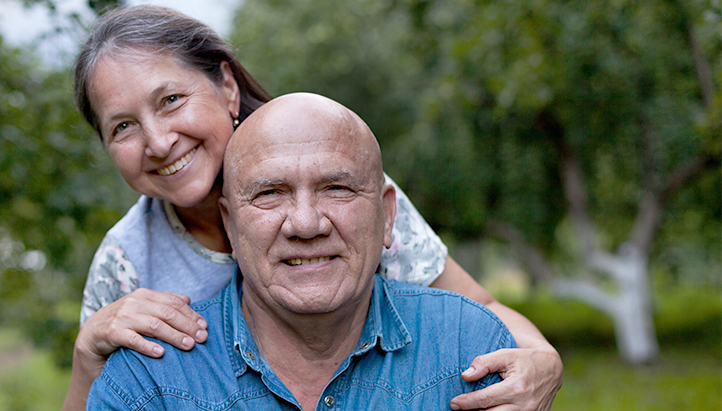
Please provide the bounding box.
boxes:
[21,0,124,14]
[230,0,720,265]
[0,37,136,367]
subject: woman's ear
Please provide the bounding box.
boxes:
[219,61,241,116]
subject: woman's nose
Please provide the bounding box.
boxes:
[143,122,177,158]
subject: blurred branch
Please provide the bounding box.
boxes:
[666,0,714,110]
[552,278,617,318]
[659,153,721,203]
[629,149,720,253]
[485,219,554,283]
[535,110,603,260]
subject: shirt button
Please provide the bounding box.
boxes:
[323,395,335,407]
[360,342,370,349]
[245,350,255,360]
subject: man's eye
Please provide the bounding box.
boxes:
[257,189,277,197]
[250,189,284,208]
[251,189,280,202]
[326,185,355,197]
[164,95,180,105]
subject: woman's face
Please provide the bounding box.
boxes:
[89,51,239,207]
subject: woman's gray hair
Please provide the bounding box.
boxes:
[74,5,271,140]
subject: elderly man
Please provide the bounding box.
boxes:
[87,93,516,410]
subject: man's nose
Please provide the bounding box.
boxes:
[281,194,333,240]
[143,121,177,158]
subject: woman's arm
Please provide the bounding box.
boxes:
[432,256,563,411]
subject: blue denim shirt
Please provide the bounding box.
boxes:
[88,274,516,410]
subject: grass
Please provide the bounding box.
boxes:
[508,284,722,411]
[0,285,719,410]
[553,347,720,410]
[0,331,71,411]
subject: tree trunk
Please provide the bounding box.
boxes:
[611,246,659,364]
[552,246,660,363]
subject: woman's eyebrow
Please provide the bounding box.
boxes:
[148,82,175,102]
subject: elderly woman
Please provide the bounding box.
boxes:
[63,5,561,411]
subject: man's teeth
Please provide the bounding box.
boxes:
[157,148,196,176]
[287,256,332,266]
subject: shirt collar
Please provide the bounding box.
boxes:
[226,272,412,376]
[353,274,412,356]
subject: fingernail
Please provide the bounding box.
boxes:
[462,366,475,377]
[152,346,164,357]
[182,337,193,347]
[197,318,207,328]
[195,329,207,341]
[450,403,460,410]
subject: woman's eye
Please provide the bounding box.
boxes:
[164,95,179,105]
[107,121,135,142]
[111,122,130,137]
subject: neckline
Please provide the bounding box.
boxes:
[162,199,235,264]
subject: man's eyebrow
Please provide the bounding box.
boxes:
[319,169,355,184]
[240,177,285,196]
[237,170,361,196]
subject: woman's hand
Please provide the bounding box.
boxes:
[62,288,208,411]
[76,288,208,362]
[431,257,563,410]
[450,347,563,410]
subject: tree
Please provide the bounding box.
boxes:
[0,36,135,366]
[231,0,720,363]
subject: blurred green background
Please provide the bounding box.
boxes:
[0,0,719,409]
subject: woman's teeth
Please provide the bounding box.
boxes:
[157,148,196,176]
[287,256,332,266]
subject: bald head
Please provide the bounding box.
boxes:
[218,93,396,317]
[224,93,383,197]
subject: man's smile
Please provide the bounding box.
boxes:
[284,256,334,266]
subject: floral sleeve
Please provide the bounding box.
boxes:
[80,235,139,325]
[378,173,448,287]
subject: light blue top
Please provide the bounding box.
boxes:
[88,273,516,410]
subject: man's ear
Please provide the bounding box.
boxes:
[218,195,237,261]
[381,183,396,249]
[220,61,241,117]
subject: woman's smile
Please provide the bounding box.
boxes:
[155,147,197,176]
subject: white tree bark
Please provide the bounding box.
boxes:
[553,246,659,363]
[561,153,661,363]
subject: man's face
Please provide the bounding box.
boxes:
[220,98,395,316]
